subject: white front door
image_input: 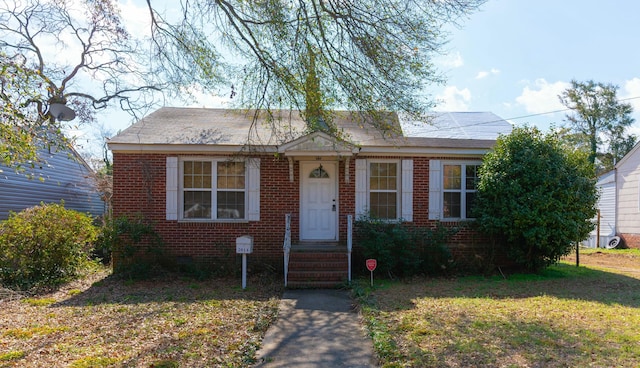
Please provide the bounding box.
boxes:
[300,162,337,241]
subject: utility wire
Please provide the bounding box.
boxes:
[407,95,640,133]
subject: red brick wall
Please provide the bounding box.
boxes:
[112,153,298,268]
[619,233,640,249]
[112,153,494,270]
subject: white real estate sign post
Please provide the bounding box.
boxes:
[236,236,254,289]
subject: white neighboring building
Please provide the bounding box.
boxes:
[613,142,640,249]
[588,142,640,249]
[583,170,616,248]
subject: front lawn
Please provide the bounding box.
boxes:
[0,269,282,367]
[4,249,639,367]
[359,250,640,367]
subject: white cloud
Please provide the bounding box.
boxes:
[475,68,500,80]
[475,71,489,79]
[183,85,232,108]
[119,0,154,38]
[621,78,640,135]
[622,78,640,111]
[435,51,464,69]
[434,86,471,111]
[515,79,570,114]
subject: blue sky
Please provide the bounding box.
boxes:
[432,0,640,133]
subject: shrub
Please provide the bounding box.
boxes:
[475,127,598,272]
[410,224,456,275]
[97,215,164,278]
[0,202,98,290]
[355,214,455,277]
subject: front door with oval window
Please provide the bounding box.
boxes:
[300,162,337,241]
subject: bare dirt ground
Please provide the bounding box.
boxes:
[0,270,283,367]
[562,248,640,276]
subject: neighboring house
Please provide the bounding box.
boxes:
[0,147,104,220]
[107,108,512,283]
[605,142,640,249]
[583,170,616,248]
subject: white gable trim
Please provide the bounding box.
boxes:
[277,131,359,157]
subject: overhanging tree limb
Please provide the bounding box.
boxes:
[144,0,484,132]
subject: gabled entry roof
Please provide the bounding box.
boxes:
[277,131,359,158]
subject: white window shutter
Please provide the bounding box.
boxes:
[401,159,413,222]
[428,159,441,220]
[355,159,367,218]
[247,158,260,221]
[166,157,178,220]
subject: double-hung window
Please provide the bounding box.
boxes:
[442,163,480,219]
[369,162,399,219]
[181,159,246,220]
[355,159,413,221]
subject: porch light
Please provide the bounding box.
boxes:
[48,103,76,121]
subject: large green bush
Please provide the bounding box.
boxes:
[475,127,598,272]
[0,202,98,290]
[355,215,455,277]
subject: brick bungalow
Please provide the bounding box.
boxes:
[108,108,512,285]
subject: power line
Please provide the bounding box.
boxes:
[408,95,640,133]
[504,95,640,124]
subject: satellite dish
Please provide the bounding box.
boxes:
[48,103,76,121]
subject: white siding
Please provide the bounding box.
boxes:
[616,151,640,234]
[584,172,616,247]
[598,181,617,237]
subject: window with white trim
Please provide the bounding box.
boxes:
[355,159,413,221]
[369,162,399,219]
[181,159,246,220]
[442,163,480,219]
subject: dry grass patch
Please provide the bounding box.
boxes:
[359,250,640,367]
[1,268,283,367]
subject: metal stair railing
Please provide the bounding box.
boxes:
[283,213,291,287]
[347,214,353,283]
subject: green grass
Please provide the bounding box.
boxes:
[357,261,640,367]
[69,356,120,368]
[577,247,640,256]
[0,350,25,362]
[3,325,68,339]
[21,297,57,306]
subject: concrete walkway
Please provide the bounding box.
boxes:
[254,289,376,367]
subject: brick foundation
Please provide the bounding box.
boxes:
[618,233,640,249]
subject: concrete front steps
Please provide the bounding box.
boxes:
[286,244,349,288]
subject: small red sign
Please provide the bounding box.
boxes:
[366,259,377,272]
